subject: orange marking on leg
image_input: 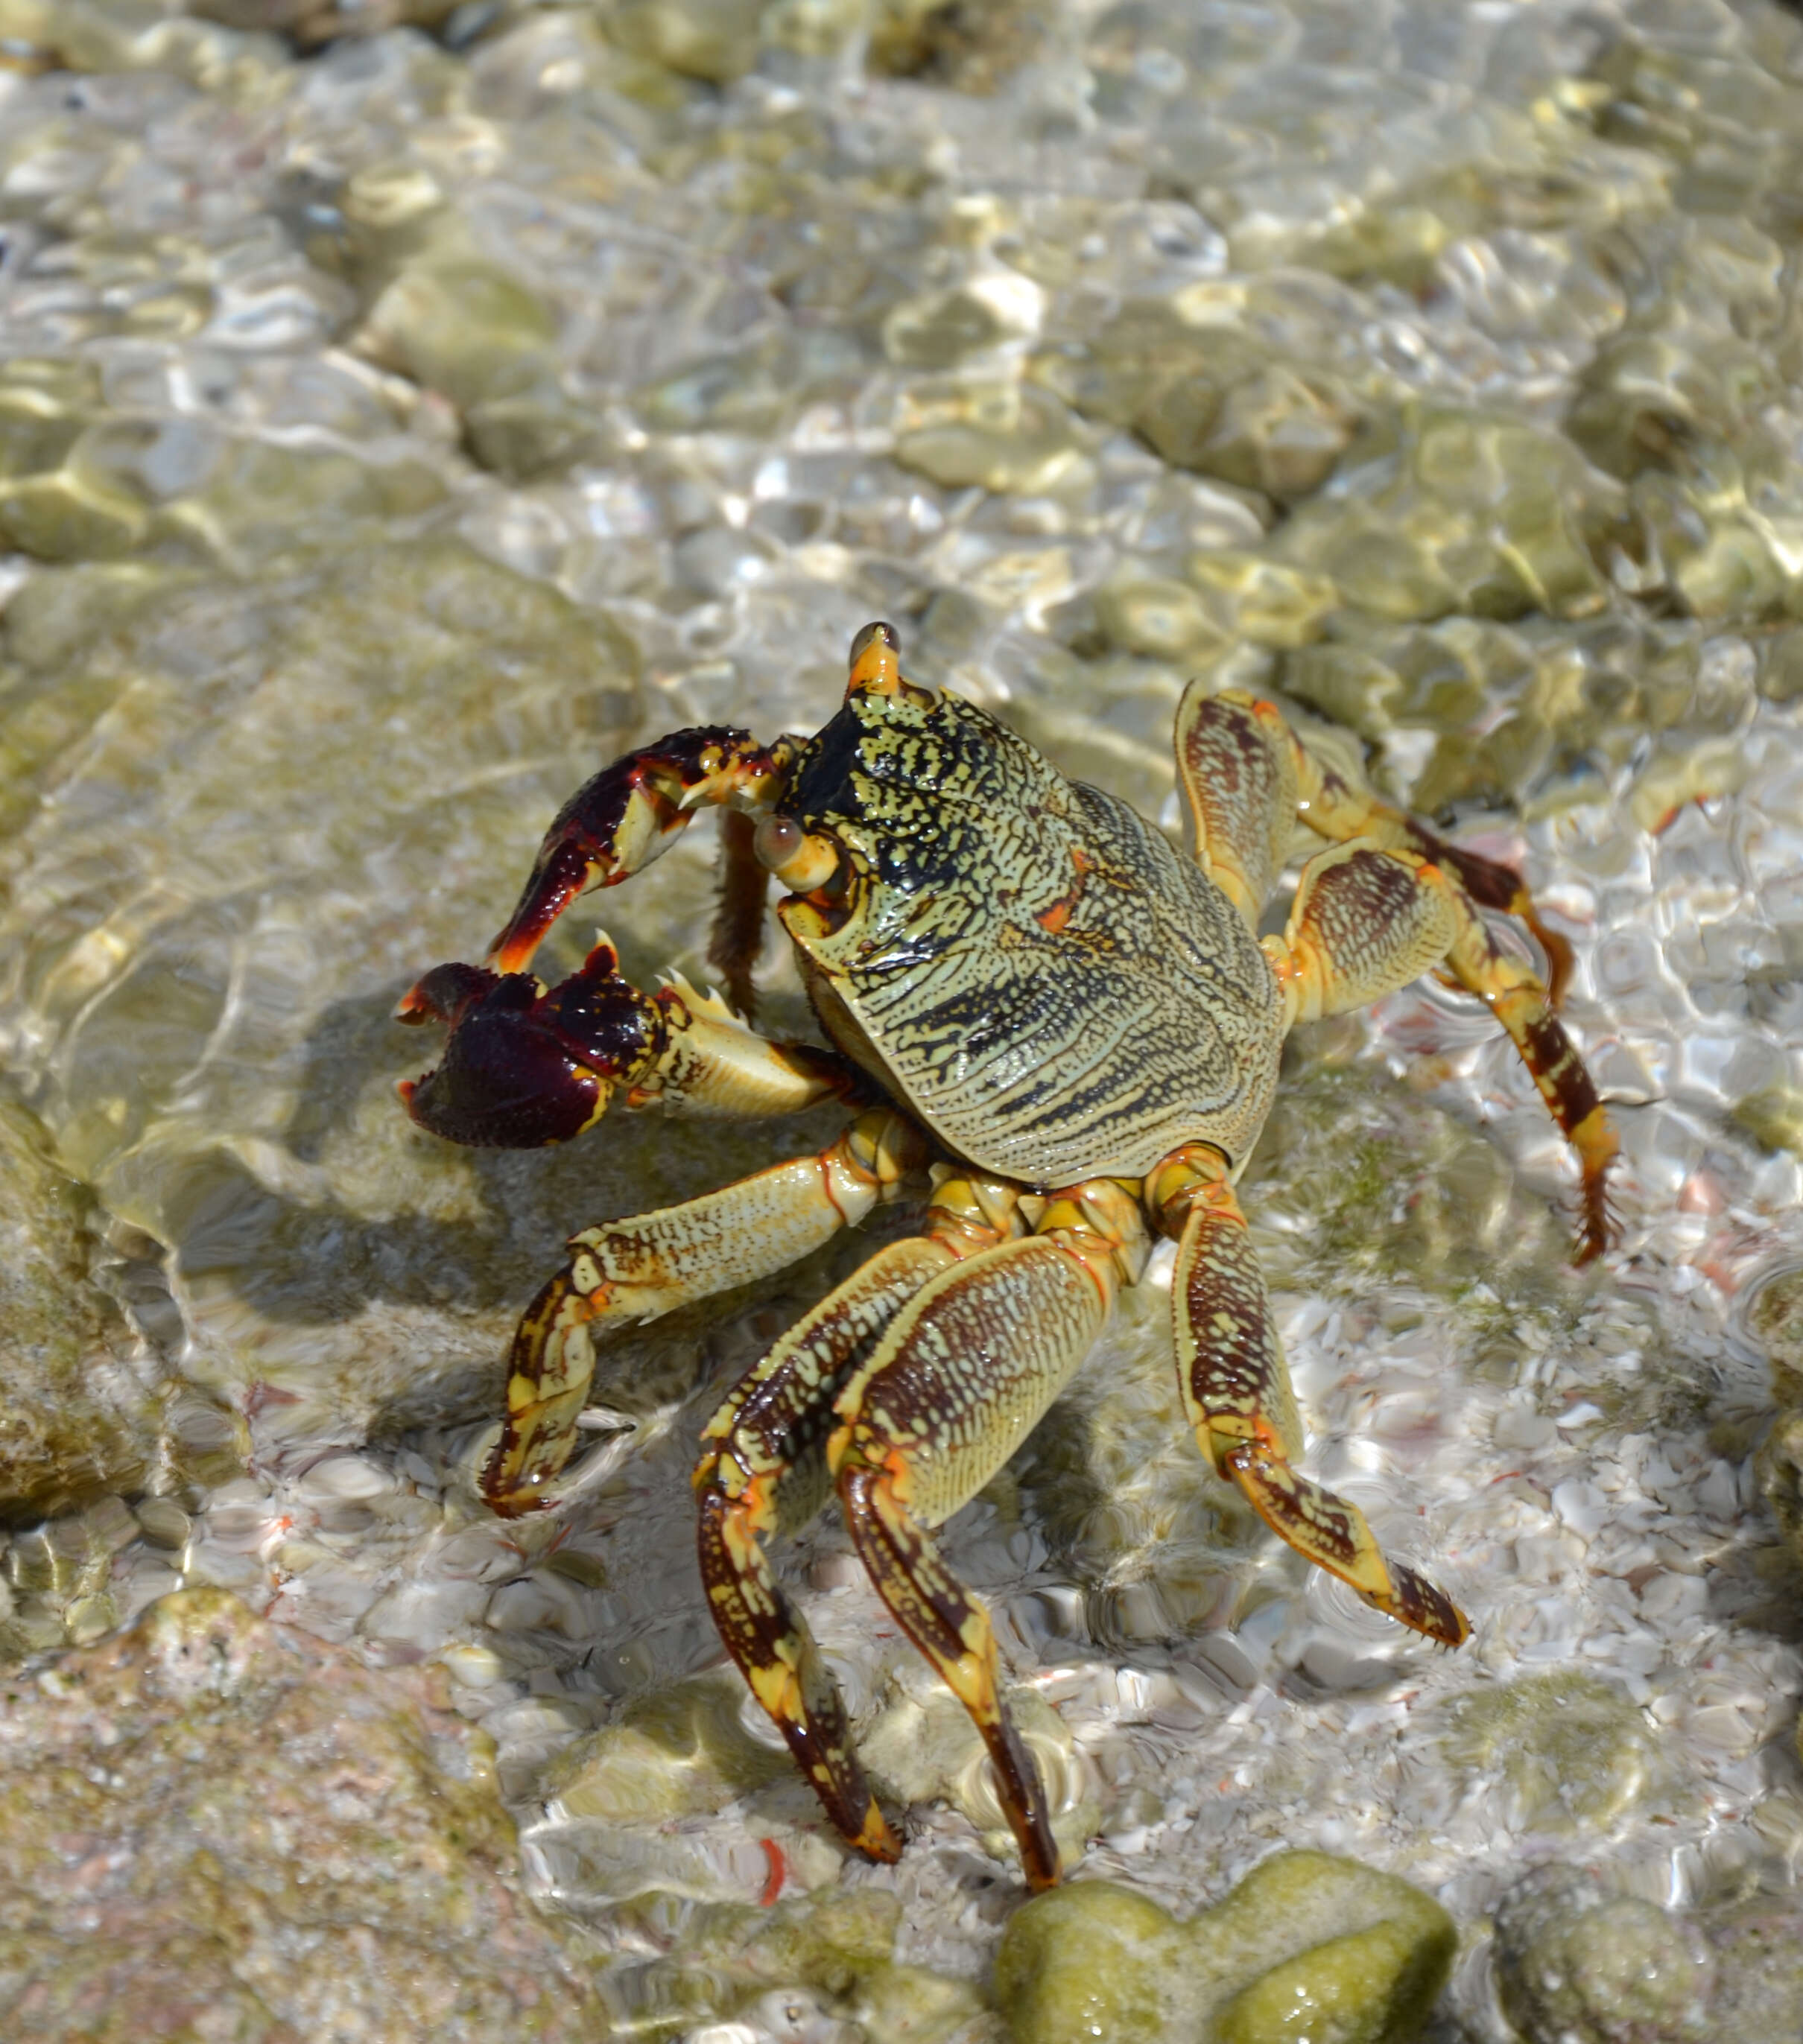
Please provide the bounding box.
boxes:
[878,1444,915,1506]
[758,1838,786,1905]
[817,1152,853,1228]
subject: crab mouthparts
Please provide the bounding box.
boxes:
[396,947,664,1149]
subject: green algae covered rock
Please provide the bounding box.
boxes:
[0,1587,606,2040]
[0,1082,162,1523]
[610,0,773,84]
[1493,1867,1714,2044]
[995,1881,1179,2043]
[993,1853,1455,2043]
[1436,1672,1661,1834]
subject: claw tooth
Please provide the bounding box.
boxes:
[663,968,740,1023]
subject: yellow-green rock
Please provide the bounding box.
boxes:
[1184,550,1339,651]
[1436,1672,1658,1832]
[1731,1085,1803,1162]
[357,228,562,416]
[610,0,773,84]
[993,1853,1455,2043]
[1094,573,1228,661]
[895,387,1092,495]
[0,1083,162,1523]
[1493,1867,1714,2044]
[1199,365,1363,502]
[993,1880,1184,2043]
[541,1667,790,1822]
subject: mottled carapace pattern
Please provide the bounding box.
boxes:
[782,686,1284,1186]
[400,623,1614,1891]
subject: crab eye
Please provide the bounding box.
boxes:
[849,620,899,663]
[755,818,843,892]
[846,619,907,699]
[754,815,803,871]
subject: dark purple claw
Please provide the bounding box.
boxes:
[396,942,665,1148]
[487,728,773,974]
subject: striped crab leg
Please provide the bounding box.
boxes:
[694,1168,1030,1862]
[1149,1145,1469,1646]
[479,1107,925,1516]
[828,1180,1150,1890]
[1175,685,1616,1261]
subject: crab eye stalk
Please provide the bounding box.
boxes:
[846,619,903,697]
[754,815,843,892]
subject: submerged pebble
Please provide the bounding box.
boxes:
[993,1853,1455,2044]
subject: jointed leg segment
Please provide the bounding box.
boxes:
[481,1107,925,1514]
[1149,1146,1469,1647]
[691,1167,1032,1861]
[697,1173,1150,1891]
[829,1180,1149,1891]
[695,1236,964,1860]
[1176,683,1616,1260]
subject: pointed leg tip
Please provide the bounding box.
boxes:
[1384,1564,1471,1648]
[1574,1177,1620,1267]
[850,1804,903,1863]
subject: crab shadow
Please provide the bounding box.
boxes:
[168,984,858,1433]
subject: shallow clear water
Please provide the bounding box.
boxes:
[1,1,1802,2036]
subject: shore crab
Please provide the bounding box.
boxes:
[396,622,1616,1890]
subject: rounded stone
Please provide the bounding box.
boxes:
[993,1854,1455,2043]
[1494,1867,1714,2044]
[992,1879,1185,2044]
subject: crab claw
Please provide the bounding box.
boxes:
[486,758,671,975]
[396,942,665,1148]
[486,727,790,976]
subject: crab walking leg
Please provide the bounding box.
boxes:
[1148,1147,1469,1646]
[1439,879,1619,1265]
[1276,689,1574,1006]
[694,1171,1030,1862]
[708,807,770,1023]
[1264,841,1617,1262]
[830,1182,1149,1891]
[1284,731,1577,1008]
[1175,682,1577,1003]
[481,1108,925,1515]
[1173,682,1299,928]
[489,728,798,974]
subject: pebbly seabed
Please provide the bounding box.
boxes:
[1,1,1803,2039]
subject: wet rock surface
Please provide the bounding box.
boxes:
[0,1586,607,2040]
[1492,1862,1803,2044]
[0,1079,163,1524]
[993,1853,1456,2043]
[0,0,1797,2039]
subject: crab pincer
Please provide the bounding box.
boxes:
[396,943,665,1149]
[487,730,794,975]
